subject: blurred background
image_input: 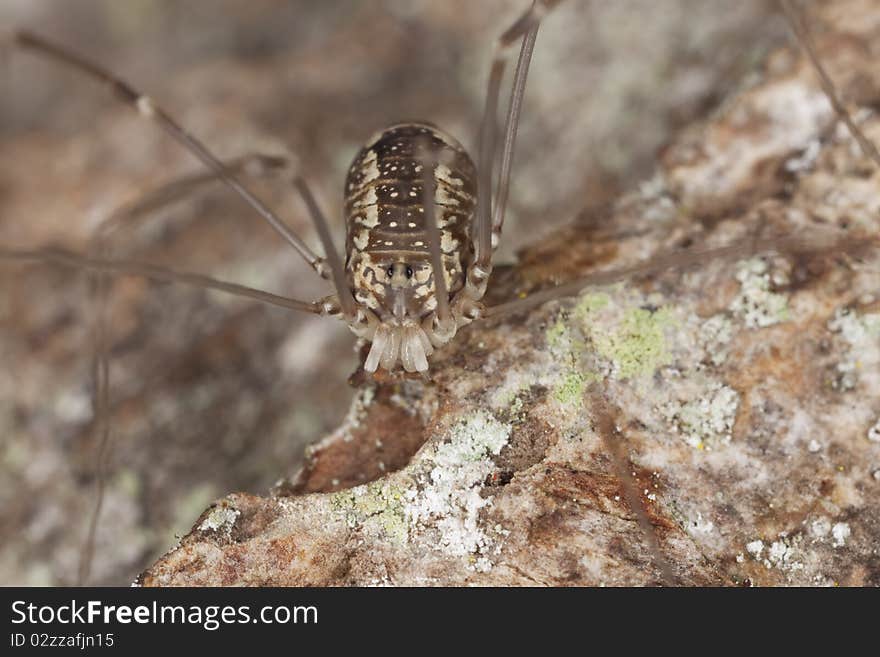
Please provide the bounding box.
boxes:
[0,0,787,585]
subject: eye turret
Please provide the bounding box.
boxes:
[386,262,414,284]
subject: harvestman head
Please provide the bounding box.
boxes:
[2,0,876,584]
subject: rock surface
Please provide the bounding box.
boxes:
[142,1,880,586]
[0,1,787,585]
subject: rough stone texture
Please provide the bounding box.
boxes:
[142,1,880,586]
[0,1,788,585]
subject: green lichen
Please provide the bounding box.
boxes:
[546,291,672,398]
[553,371,589,404]
[330,480,409,543]
[593,306,675,379]
[573,292,611,321]
[545,317,572,355]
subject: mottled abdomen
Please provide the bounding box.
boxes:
[344,123,477,322]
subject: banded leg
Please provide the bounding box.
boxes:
[7,31,331,278]
[475,0,563,273]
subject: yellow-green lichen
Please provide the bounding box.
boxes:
[592,306,675,379]
[546,317,572,355]
[553,371,591,404]
[330,480,409,543]
[573,292,611,321]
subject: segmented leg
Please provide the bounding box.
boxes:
[76,151,315,583]
[780,0,880,169]
[91,152,290,247]
[8,31,331,278]
[415,136,453,327]
[475,0,563,271]
[2,242,331,584]
[482,231,876,318]
[293,179,356,318]
[491,17,539,246]
[0,246,328,314]
[78,269,110,586]
[84,149,353,315]
[590,388,676,585]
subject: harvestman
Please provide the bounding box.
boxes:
[1,0,875,583]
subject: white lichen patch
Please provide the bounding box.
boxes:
[746,539,764,558]
[809,516,831,540]
[827,307,880,392]
[687,511,715,536]
[831,522,851,548]
[315,385,376,450]
[199,503,240,534]
[828,307,880,344]
[697,314,734,367]
[638,174,678,223]
[730,258,789,329]
[743,533,804,573]
[405,411,511,571]
[659,381,739,449]
[765,536,803,572]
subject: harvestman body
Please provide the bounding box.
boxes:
[344,123,480,373]
[2,1,558,378]
[1,1,874,584]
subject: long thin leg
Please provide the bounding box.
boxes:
[87,150,354,316]
[475,0,562,270]
[77,152,287,584]
[415,137,452,327]
[92,152,290,246]
[292,179,355,318]
[5,241,330,584]
[78,268,110,586]
[491,18,539,245]
[589,387,676,585]
[0,246,328,314]
[483,231,877,318]
[780,0,880,169]
[9,30,330,279]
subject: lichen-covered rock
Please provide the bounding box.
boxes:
[141,1,880,587]
[2,0,791,587]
